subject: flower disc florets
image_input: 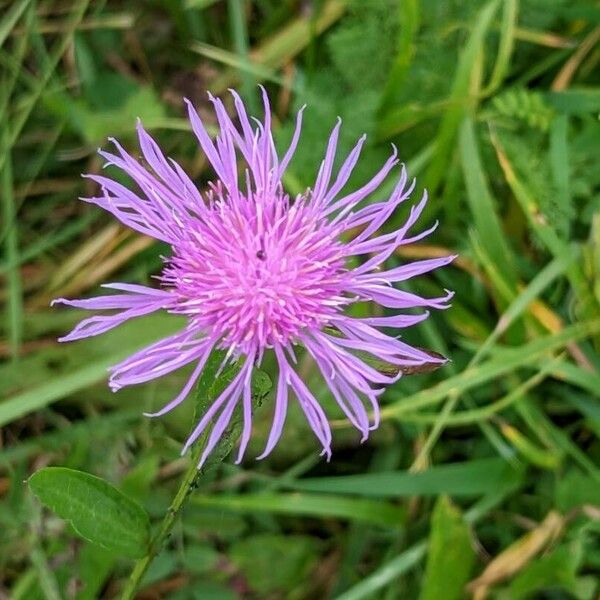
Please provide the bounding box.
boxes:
[54,87,455,467]
[163,189,349,357]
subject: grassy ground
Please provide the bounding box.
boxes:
[1,0,600,598]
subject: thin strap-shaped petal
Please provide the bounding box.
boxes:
[259,85,275,188]
[343,167,412,243]
[277,105,305,181]
[347,190,430,260]
[357,255,457,284]
[321,134,367,206]
[136,120,205,213]
[302,335,370,439]
[324,148,398,218]
[235,359,256,463]
[287,368,332,459]
[331,311,430,329]
[100,141,192,230]
[185,97,233,190]
[83,177,175,243]
[108,329,207,390]
[181,356,250,456]
[257,346,289,459]
[350,284,454,310]
[53,287,173,342]
[312,118,341,205]
[144,340,215,417]
[230,89,256,154]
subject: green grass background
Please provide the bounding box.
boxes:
[1,0,600,598]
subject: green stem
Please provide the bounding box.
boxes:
[120,444,203,600]
[120,358,270,599]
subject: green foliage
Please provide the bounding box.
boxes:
[492,88,555,131]
[28,467,151,558]
[230,534,319,595]
[292,457,523,497]
[419,496,475,600]
[45,82,167,144]
[1,0,600,598]
[507,540,592,600]
[555,470,600,511]
[326,0,399,90]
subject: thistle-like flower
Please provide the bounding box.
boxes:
[54,89,454,467]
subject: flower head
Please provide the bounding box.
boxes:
[54,88,454,467]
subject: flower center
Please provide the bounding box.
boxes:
[164,193,349,353]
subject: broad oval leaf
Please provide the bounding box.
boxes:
[29,467,150,558]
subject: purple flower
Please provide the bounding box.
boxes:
[54,88,454,467]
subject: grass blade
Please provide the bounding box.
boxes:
[0,0,33,48]
[192,492,406,528]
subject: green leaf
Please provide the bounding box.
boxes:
[509,542,582,599]
[383,319,600,419]
[44,84,167,144]
[29,467,151,558]
[181,545,220,575]
[424,0,499,198]
[419,496,475,600]
[0,313,180,427]
[0,0,33,49]
[459,116,517,289]
[230,534,319,595]
[555,470,600,511]
[192,492,405,527]
[75,545,116,600]
[547,88,600,114]
[290,458,522,498]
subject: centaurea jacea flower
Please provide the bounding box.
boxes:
[54,89,454,466]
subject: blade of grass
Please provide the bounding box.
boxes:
[423,0,499,199]
[0,408,140,465]
[289,457,522,498]
[551,360,600,398]
[29,546,62,600]
[475,254,573,364]
[380,319,600,419]
[0,121,65,245]
[226,0,256,113]
[491,128,597,320]
[379,0,420,113]
[0,0,33,48]
[0,315,179,427]
[0,0,90,173]
[460,116,516,287]
[400,357,562,425]
[1,127,23,360]
[513,397,600,480]
[210,0,346,93]
[0,209,98,276]
[513,27,575,49]
[191,492,406,528]
[549,114,571,237]
[12,13,134,35]
[407,254,576,466]
[411,283,513,463]
[190,41,289,88]
[482,0,517,96]
[0,2,34,124]
[551,25,600,91]
[334,482,519,600]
